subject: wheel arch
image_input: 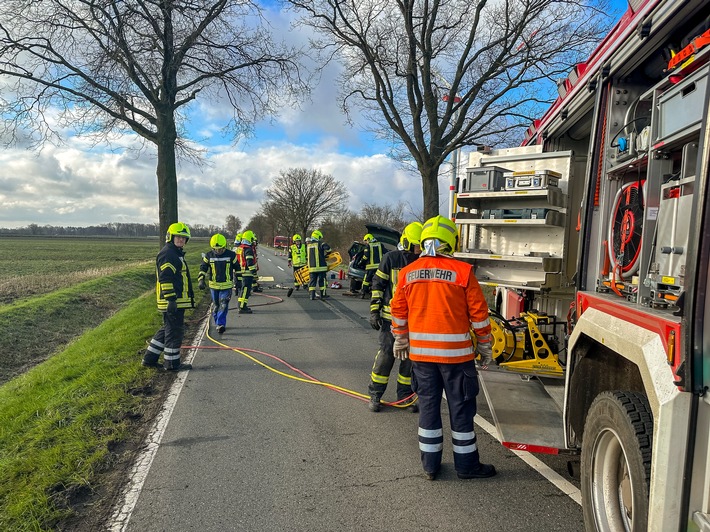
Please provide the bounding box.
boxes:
[566,306,692,530]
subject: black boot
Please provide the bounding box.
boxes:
[368,396,381,412]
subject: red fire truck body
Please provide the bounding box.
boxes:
[454,1,710,529]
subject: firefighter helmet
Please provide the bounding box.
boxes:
[293,234,302,242]
[363,233,376,243]
[210,233,227,250]
[165,222,191,243]
[400,222,423,251]
[311,230,323,241]
[234,233,242,244]
[421,216,458,252]
[242,230,255,243]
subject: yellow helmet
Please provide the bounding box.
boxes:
[165,222,191,243]
[242,230,255,244]
[311,230,323,241]
[400,222,423,251]
[363,233,375,242]
[421,216,458,252]
[210,233,227,250]
[292,234,302,241]
[234,233,242,244]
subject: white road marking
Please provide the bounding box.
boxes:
[107,318,209,531]
[277,266,285,271]
[267,258,272,262]
[475,415,582,505]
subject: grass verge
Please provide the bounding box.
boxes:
[0,267,155,386]
[0,291,209,531]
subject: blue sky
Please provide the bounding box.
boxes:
[0,0,631,230]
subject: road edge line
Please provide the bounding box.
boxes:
[107,316,210,531]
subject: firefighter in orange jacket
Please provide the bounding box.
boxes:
[390,215,496,481]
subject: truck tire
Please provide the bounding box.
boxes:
[581,391,652,532]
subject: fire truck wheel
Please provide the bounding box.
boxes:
[581,391,652,532]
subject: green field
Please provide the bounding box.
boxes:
[0,236,210,531]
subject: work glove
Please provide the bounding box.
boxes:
[477,341,494,367]
[198,278,206,290]
[393,336,410,360]
[369,311,382,331]
[166,299,178,314]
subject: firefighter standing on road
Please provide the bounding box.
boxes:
[288,234,307,290]
[360,233,383,297]
[142,222,195,371]
[233,232,243,295]
[198,234,240,334]
[307,230,331,300]
[390,215,496,481]
[236,230,258,314]
[368,222,423,413]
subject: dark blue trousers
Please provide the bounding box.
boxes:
[411,360,481,475]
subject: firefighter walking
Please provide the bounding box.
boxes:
[236,230,257,314]
[390,216,496,481]
[307,230,331,300]
[368,222,423,413]
[360,233,383,297]
[288,234,307,290]
[142,222,195,371]
[197,233,240,334]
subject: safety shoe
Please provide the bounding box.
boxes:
[408,403,419,413]
[141,360,162,369]
[457,463,497,479]
[320,294,330,300]
[166,363,193,372]
[296,285,300,291]
[217,325,225,334]
[424,469,439,481]
[238,307,253,314]
[253,286,263,293]
[287,288,294,298]
[368,396,381,412]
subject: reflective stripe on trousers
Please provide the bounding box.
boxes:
[142,309,185,370]
[368,320,413,400]
[411,360,481,474]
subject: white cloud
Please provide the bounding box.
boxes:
[0,136,434,229]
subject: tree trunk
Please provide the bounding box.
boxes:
[421,165,441,220]
[156,113,179,245]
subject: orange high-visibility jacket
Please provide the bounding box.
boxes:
[390,255,492,364]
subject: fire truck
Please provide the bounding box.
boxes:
[453,1,710,530]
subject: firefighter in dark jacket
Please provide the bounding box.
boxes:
[236,230,258,313]
[307,230,331,300]
[142,222,195,371]
[197,233,240,334]
[368,222,422,412]
[361,233,383,297]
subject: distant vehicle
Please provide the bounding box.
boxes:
[273,236,289,249]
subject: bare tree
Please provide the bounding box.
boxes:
[262,167,349,236]
[0,1,307,239]
[224,215,242,239]
[360,202,406,230]
[287,0,612,218]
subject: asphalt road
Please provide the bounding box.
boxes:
[122,246,585,532]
